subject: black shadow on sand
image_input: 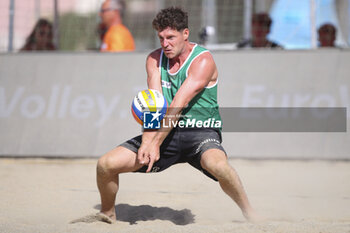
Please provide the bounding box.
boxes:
[94,203,195,225]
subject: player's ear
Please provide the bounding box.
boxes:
[183,28,189,40]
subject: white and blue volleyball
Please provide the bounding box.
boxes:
[131,89,168,125]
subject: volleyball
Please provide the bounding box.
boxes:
[131,89,168,125]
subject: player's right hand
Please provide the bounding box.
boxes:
[137,143,150,165]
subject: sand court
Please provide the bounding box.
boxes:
[0,158,349,233]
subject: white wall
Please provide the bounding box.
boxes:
[0,50,349,159]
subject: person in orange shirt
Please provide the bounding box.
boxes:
[99,0,135,52]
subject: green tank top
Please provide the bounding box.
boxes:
[160,44,222,129]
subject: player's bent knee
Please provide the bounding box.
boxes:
[97,147,140,176]
[201,149,227,170]
[201,155,231,180]
[96,152,121,177]
[96,155,112,177]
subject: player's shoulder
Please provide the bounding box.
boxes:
[146,48,162,64]
[148,48,162,58]
[187,44,216,75]
[192,45,215,65]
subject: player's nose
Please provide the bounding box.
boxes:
[162,39,169,48]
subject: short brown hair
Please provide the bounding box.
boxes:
[152,7,188,31]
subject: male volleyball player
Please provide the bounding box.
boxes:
[96,7,260,223]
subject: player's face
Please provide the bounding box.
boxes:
[158,27,189,59]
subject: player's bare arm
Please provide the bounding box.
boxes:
[146,48,163,92]
[137,49,163,165]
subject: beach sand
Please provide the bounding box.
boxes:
[0,158,349,233]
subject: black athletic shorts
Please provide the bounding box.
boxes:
[120,128,226,181]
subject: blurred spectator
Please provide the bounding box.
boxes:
[99,0,135,52]
[318,23,336,47]
[237,13,283,49]
[198,26,216,46]
[20,19,56,51]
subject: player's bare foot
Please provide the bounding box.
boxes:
[243,209,265,223]
[96,212,116,224]
[70,212,116,224]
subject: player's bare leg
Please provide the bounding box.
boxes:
[96,146,143,223]
[200,149,261,223]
